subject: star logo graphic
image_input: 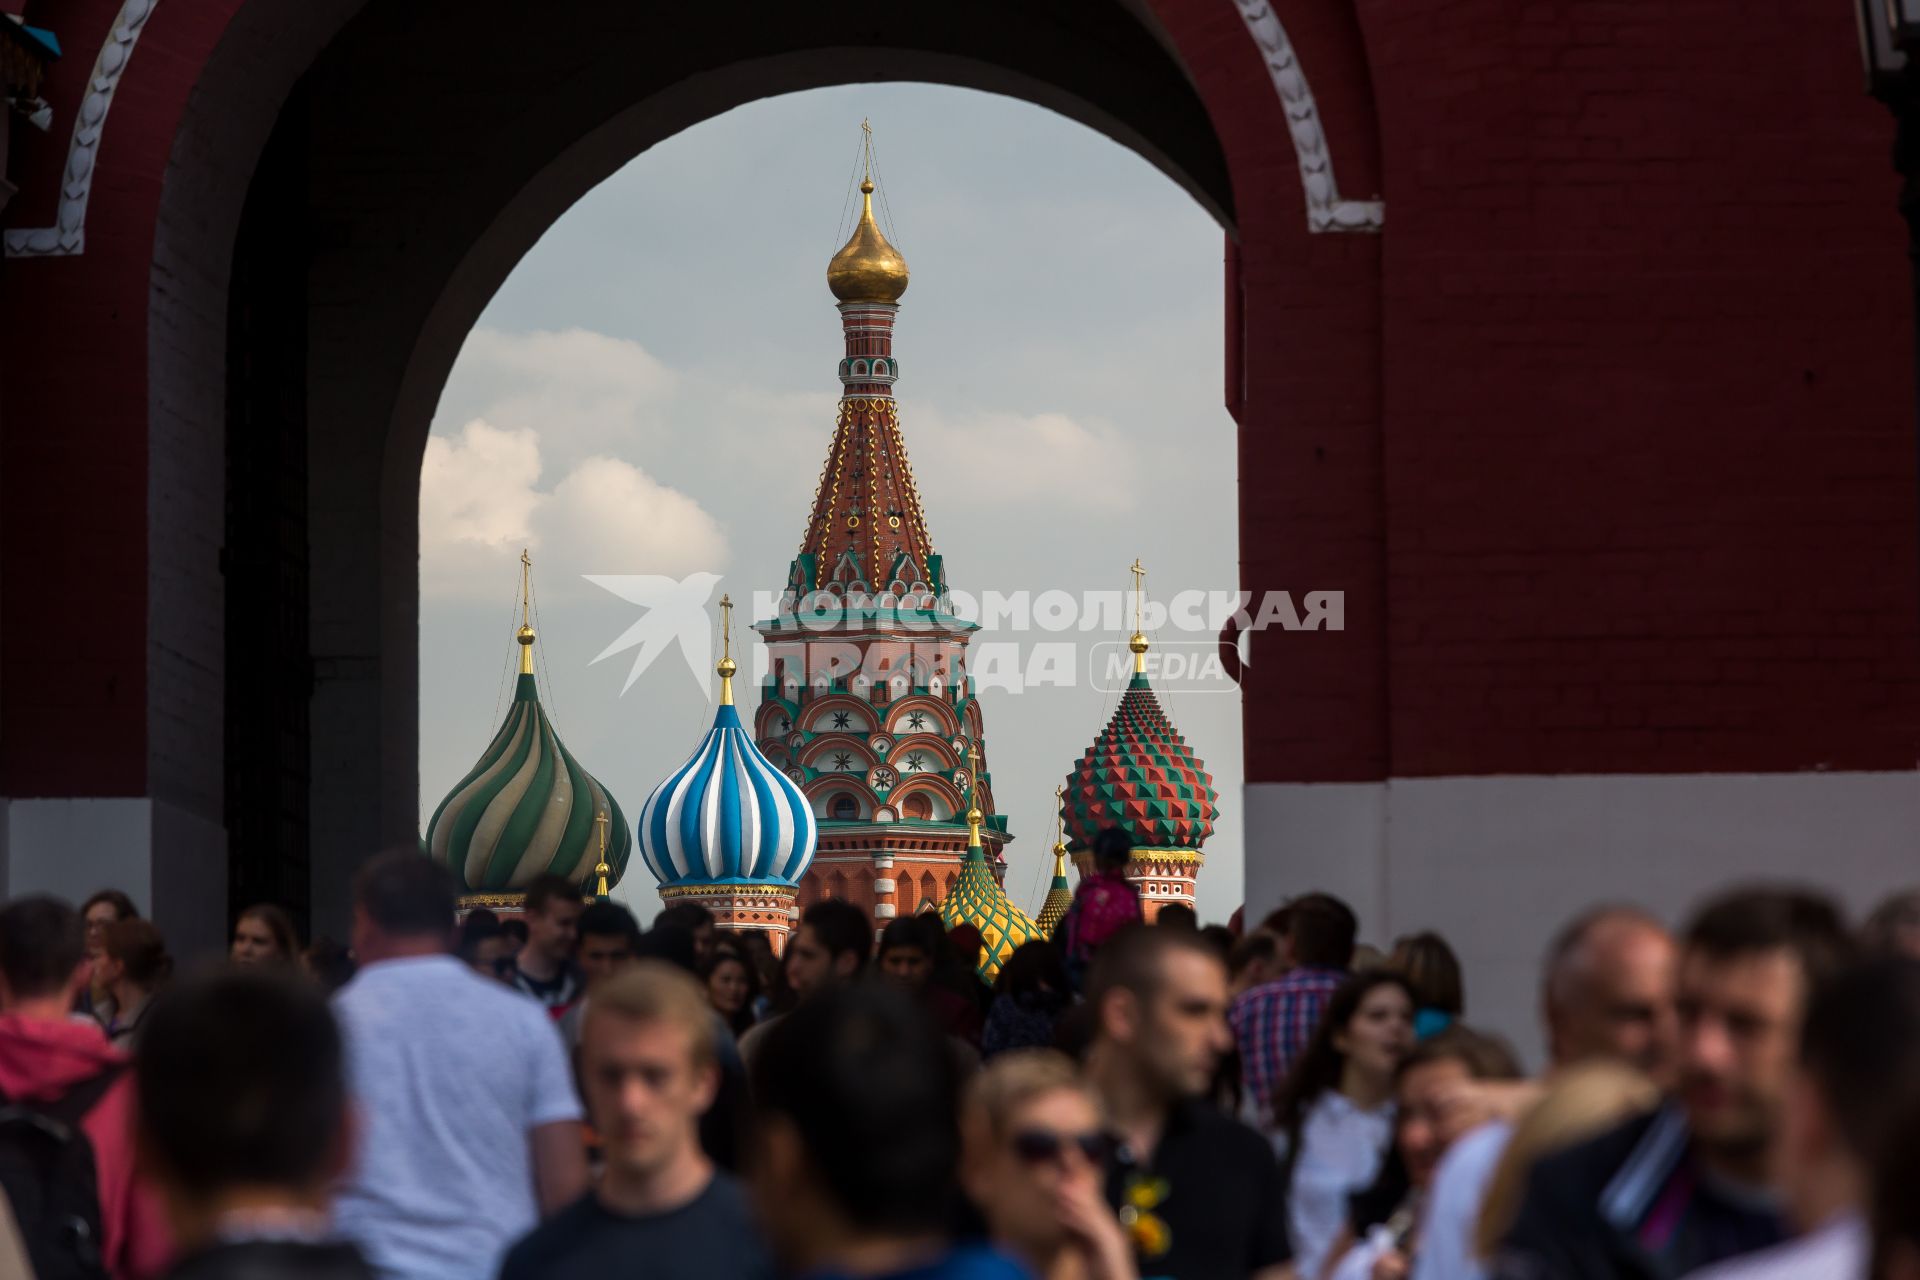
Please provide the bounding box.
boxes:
[584,571,726,697]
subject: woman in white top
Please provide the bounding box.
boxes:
[1271,972,1417,1280]
[1324,1026,1522,1280]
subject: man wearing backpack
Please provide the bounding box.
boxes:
[0,895,171,1279]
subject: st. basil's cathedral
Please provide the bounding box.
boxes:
[422,146,1220,978]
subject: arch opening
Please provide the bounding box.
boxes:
[147,0,1299,936]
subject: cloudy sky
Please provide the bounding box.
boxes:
[420,83,1244,921]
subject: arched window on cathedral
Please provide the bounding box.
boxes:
[828,793,859,821]
[902,793,931,820]
[921,870,938,906]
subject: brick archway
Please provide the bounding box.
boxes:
[8,0,1909,1059]
[0,0,1380,945]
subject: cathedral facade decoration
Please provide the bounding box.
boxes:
[636,596,818,952]
[751,154,1016,927]
[422,135,1221,943]
[1060,565,1219,920]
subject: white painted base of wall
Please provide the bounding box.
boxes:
[1244,772,1920,1068]
[0,796,229,961]
[2,797,156,909]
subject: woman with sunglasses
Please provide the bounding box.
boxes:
[962,1050,1137,1280]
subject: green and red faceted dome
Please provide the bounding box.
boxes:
[1063,671,1218,855]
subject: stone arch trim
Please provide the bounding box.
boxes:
[4,0,161,257]
[1232,0,1383,233]
[1,0,1369,261]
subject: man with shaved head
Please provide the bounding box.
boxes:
[1493,887,1852,1279]
[1540,905,1681,1084]
[1412,906,1679,1280]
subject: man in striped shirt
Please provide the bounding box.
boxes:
[1227,894,1358,1123]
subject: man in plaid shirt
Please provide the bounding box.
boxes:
[1228,894,1358,1122]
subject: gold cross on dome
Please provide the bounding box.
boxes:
[1129,558,1146,632]
[519,548,534,626]
[718,593,733,660]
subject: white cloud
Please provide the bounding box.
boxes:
[908,407,1138,507]
[461,327,675,390]
[437,328,679,457]
[419,420,543,551]
[548,456,728,576]
[419,419,728,598]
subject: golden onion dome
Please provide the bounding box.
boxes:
[828,180,909,304]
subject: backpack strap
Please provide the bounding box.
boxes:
[21,1064,128,1134]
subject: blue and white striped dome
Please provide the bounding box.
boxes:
[638,701,817,887]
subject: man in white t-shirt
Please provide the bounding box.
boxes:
[332,851,588,1280]
[1415,905,1678,1280]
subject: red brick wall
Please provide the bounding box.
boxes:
[1156,0,1920,783]
[4,0,1917,829]
[1359,0,1920,776]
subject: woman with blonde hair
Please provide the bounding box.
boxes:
[962,1050,1137,1280]
[1473,1060,1661,1261]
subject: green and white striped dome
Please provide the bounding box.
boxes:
[425,665,633,896]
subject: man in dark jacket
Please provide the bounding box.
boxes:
[1491,887,1854,1280]
[136,969,373,1280]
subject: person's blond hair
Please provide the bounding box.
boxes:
[581,961,716,1071]
[1474,1061,1660,1258]
[965,1049,1090,1138]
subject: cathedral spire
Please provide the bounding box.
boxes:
[827,121,909,306]
[788,127,942,609]
[1035,784,1074,935]
[516,548,536,675]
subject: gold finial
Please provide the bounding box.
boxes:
[593,810,611,899]
[965,741,984,842]
[1052,784,1069,861]
[1128,558,1149,674]
[828,122,908,304]
[716,593,737,705]
[516,548,537,675]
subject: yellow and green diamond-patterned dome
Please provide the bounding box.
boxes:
[1034,791,1073,936]
[1035,845,1073,937]
[941,804,1043,981]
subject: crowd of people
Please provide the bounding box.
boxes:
[1,854,1920,1280]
